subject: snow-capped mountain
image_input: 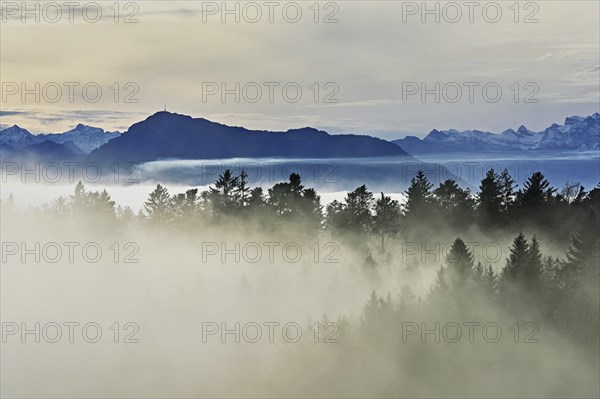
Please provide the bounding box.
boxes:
[393,113,600,154]
[0,125,40,148]
[0,124,121,154]
[39,124,121,153]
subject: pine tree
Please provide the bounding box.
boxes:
[70,181,116,222]
[209,169,239,212]
[248,187,266,209]
[325,200,345,234]
[361,290,378,331]
[268,173,302,217]
[434,179,471,210]
[518,171,556,209]
[144,184,171,223]
[404,170,433,216]
[237,170,251,208]
[499,233,546,316]
[403,171,434,238]
[397,284,417,312]
[523,236,545,313]
[71,181,87,212]
[484,265,497,296]
[524,236,544,292]
[557,214,600,346]
[444,237,475,290]
[300,187,323,231]
[477,168,503,224]
[342,185,374,235]
[372,192,401,252]
[564,214,600,289]
[434,179,474,228]
[499,168,516,217]
[501,232,529,282]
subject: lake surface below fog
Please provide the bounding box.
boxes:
[2,152,598,210]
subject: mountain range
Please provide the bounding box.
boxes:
[392,113,600,154]
[1,112,598,164]
[0,124,121,160]
[88,111,407,163]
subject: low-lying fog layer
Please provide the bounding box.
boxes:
[1,168,598,398]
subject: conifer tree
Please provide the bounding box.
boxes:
[477,168,503,224]
[237,170,251,208]
[444,237,475,290]
[404,170,433,217]
[372,192,401,252]
[209,169,240,212]
[499,168,516,217]
[144,184,171,223]
[342,185,374,234]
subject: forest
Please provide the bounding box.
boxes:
[2,168,599,397]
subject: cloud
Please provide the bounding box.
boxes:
[0,108,147,133]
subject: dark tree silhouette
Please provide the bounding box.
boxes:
[209,169,240,213]
[517,172,556,209]
[145,184,171,223]
[477,168,503,225]
[341,185,374,235]
[372,192,401,252]
[434,179,474,227]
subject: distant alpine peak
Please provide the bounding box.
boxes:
[3,124,29,133]
[516,125,534,136]
[68,124,103,132]
[392,112,600,154]
[0,122,121,153]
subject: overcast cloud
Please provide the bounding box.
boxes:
[1,1,598,138]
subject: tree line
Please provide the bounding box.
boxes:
[2,168,598,352]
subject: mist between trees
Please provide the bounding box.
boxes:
[1,168,598,397]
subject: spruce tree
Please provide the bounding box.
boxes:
[237,170,251,208]
[477,168,503,224]
[499,168,516,217]
[144,184,171,223]
[404,170,433,216]
[372,192,401,252]
[209,169,240,212]
[403,170,434,237]
[501,232,529,282]
[342,185,374,235]
[444,237,475,290]
[517,171,556,209]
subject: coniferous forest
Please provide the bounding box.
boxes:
[2,168,598,397]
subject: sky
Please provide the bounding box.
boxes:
[0,0,599,139]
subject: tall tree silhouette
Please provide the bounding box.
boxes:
[372,192,401,252]
[342,185,374,235]
[499,168,516,218]
[237,170,251,208]
[477,169,503,225]
[144,184,171,223]
[517,172,556,209]
[209,169,240,213]
[500,233,529,283]
[443,237,475,290]
[434,179,473,227]
[268,173,304,217]
[548,211,600,351]
[403,170,433,237]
